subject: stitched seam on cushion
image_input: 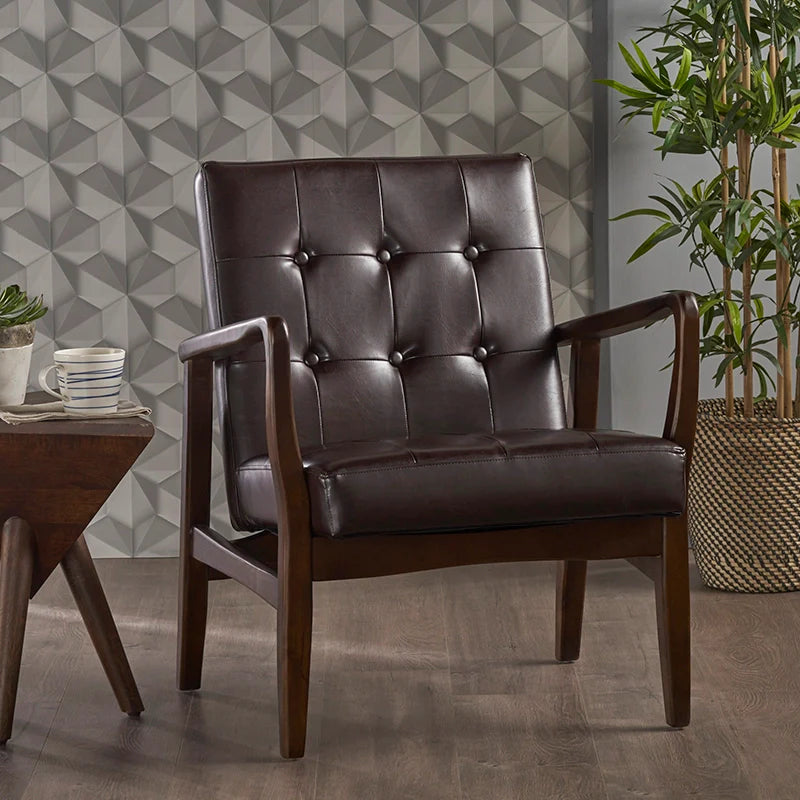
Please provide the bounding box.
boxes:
[292,165,325,446]
[376,161,410,437]
[320,474,336,533]
[474,433,509,459]
[232,348,551,365]
[484,347,548,357]
[583,431,601,453]
[214,246,546,262]
[307,447,685,478]
[203,168,247,526]
[238,462,336,531]
[457,158,495,433]
[215,254,291,263]
[202,170,223,328]
[488,434,510,459]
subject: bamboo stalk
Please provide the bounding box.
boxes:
[778,77,793,417]
[769,45,787,418]
[720,40,735,417]
[783,145,798,417]
[737,1,754,417]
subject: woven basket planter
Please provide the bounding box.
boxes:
[689,398,800,592]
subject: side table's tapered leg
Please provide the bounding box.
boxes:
[0,517,35,745]
[60,535,144,716]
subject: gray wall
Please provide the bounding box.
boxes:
[605,0,723,435]
[1,0,594,556]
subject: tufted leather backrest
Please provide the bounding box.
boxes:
[195,155,566,528]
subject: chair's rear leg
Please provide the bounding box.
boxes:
[177,357,212,692]
[277,530,312,759]
[177,547,208,691]
[655,515,691,727]
[556,560,587,662]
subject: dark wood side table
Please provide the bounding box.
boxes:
[0,397,154,744]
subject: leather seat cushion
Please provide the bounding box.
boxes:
[235,428,686,538]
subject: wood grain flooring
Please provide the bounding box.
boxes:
[1,556,799,799]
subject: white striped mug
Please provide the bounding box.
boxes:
[38,347,125,415]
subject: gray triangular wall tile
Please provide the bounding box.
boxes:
[1,0,593,557]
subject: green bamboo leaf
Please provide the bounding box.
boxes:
[765,69,779,126]
[764,135,795,148]
[632,41,668,89]
[662,120,682,153]
[773,104,800,134]
[703,308,716,336]
[698,116,714,146]
[772,315,790,347]
[726,300,742,344]
[651,193,682,219]
[698,221,726,260]
[610,208,672,222]
[698,293,722,317]
[713,354,737,386]
[618,42,643,77]
[628,222,681,262]
[753,362,772,401]
[652,99,666,132]
[674,46,692,90]
[753,348,781,370]
[731,0,759,67]
[596,79,657,99]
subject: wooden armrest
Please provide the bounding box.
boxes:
[554,291,697,344]
[555,291,699,460]
[179,316,280,362]
[178,316,309,543]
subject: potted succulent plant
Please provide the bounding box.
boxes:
[604,0,800,591]
[0,284,47,407]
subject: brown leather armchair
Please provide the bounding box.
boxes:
[178,155,699,759]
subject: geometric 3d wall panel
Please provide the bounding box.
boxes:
[0,0,592,556]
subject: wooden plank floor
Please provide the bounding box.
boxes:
[1,556,799,799]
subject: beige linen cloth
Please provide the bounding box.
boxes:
[0,399,151,425]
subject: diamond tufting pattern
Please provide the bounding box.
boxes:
[200,154,568,527]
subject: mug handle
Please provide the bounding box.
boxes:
[38,364,64,400]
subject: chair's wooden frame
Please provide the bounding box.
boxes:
[177,290,699,759]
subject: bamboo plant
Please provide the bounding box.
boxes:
[603,0,800,417]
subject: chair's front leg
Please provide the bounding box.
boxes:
[655,514,691,727]
[555,560,588,662]
[277,522,312,759]
[554,339,597,664]
[178,546,209,691]
[177,358,213,691]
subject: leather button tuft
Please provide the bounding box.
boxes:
[304,351,320,367]
[294,250,310,266]
[377,249,391,264]
[464,245,479,261]
[389,351,403,367]
[473,346,488,362]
